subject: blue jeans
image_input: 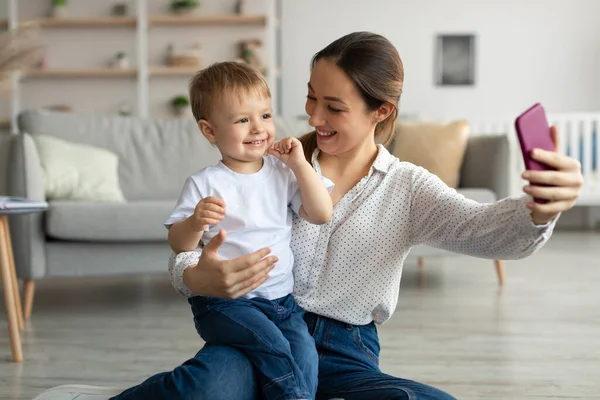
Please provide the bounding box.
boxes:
[111,312,457,400]
[188,294,318,400]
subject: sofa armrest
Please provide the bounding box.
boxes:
[459,134,511,200]
[7,133,47,280]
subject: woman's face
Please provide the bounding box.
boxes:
[305,59,379,157]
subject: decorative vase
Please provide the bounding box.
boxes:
[118,101,132,117]
[234,0,247,15]
[38,54,48,69]
[173,105,187,116]
[51,6,69,18]
[113,58,129,69]
[111,52,130,69]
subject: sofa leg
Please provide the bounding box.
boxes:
[417,257,425,268]
[23,280,35,320]
[494,260,505,286]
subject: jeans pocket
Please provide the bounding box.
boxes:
[354,324,380,365]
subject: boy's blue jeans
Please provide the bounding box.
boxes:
[112,312,457,400]
[188,294,317,400]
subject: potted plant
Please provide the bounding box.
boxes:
[50,0,69,18]
[111,51,130,69]
[170,0,200,14]
[0,24,42,91]
[171,95,190,116]
[112,2,128,16]
[118,101,132,117]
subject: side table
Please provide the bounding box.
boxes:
[1,205,47,362]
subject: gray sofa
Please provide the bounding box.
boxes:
[0,110,510,315]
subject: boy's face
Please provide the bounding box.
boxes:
[200,91,275,167]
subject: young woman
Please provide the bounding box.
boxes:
[36,31,583,400]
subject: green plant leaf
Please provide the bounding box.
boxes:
[171,95,190,106]
[171,0,199,10]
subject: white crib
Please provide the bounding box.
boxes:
[471,112,600,206]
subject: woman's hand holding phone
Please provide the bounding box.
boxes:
[520,125,583,224]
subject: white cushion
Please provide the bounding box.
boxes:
[32,134,126,202]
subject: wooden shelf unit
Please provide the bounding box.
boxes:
[149,15,266,26]
[3,0,277,120]
[27,17,137,28]
[9,15,266,29]
[149,66,199,77]
[24,68,137,79]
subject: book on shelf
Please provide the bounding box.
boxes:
[0,196,48,210]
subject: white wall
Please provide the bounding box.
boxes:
[3,0,599,122]
[279,0,600,122]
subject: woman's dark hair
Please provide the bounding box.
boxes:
[300,31,404,161]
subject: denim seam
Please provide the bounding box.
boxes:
[354,327,379,366]
[262,371,293,391]
[265,372,310,400]
[319,323,332,361]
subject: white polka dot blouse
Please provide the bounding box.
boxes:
[169,145,556,325]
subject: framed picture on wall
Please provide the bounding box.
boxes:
[435,34,476,86]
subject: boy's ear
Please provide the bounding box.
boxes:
[198,120,216,143]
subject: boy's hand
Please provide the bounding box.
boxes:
[191,197,226,232]
[268,137,307,170]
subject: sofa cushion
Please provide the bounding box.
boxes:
[18,110,314,202]
[46,200,174,241]
[392,120,470,188]
[18,110,219,201]
[33,134,126,202]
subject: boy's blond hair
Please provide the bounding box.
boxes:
[189,61,271,122]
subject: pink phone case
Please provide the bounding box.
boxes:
[514,103,556,204]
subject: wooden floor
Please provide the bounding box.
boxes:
[1,231,599,400]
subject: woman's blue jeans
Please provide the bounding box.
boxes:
[111,312,457,400]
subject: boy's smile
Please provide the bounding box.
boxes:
[199,91,275,174]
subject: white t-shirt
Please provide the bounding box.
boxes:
[164,155,333,300]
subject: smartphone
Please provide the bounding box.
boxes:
[514,103,556,204]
